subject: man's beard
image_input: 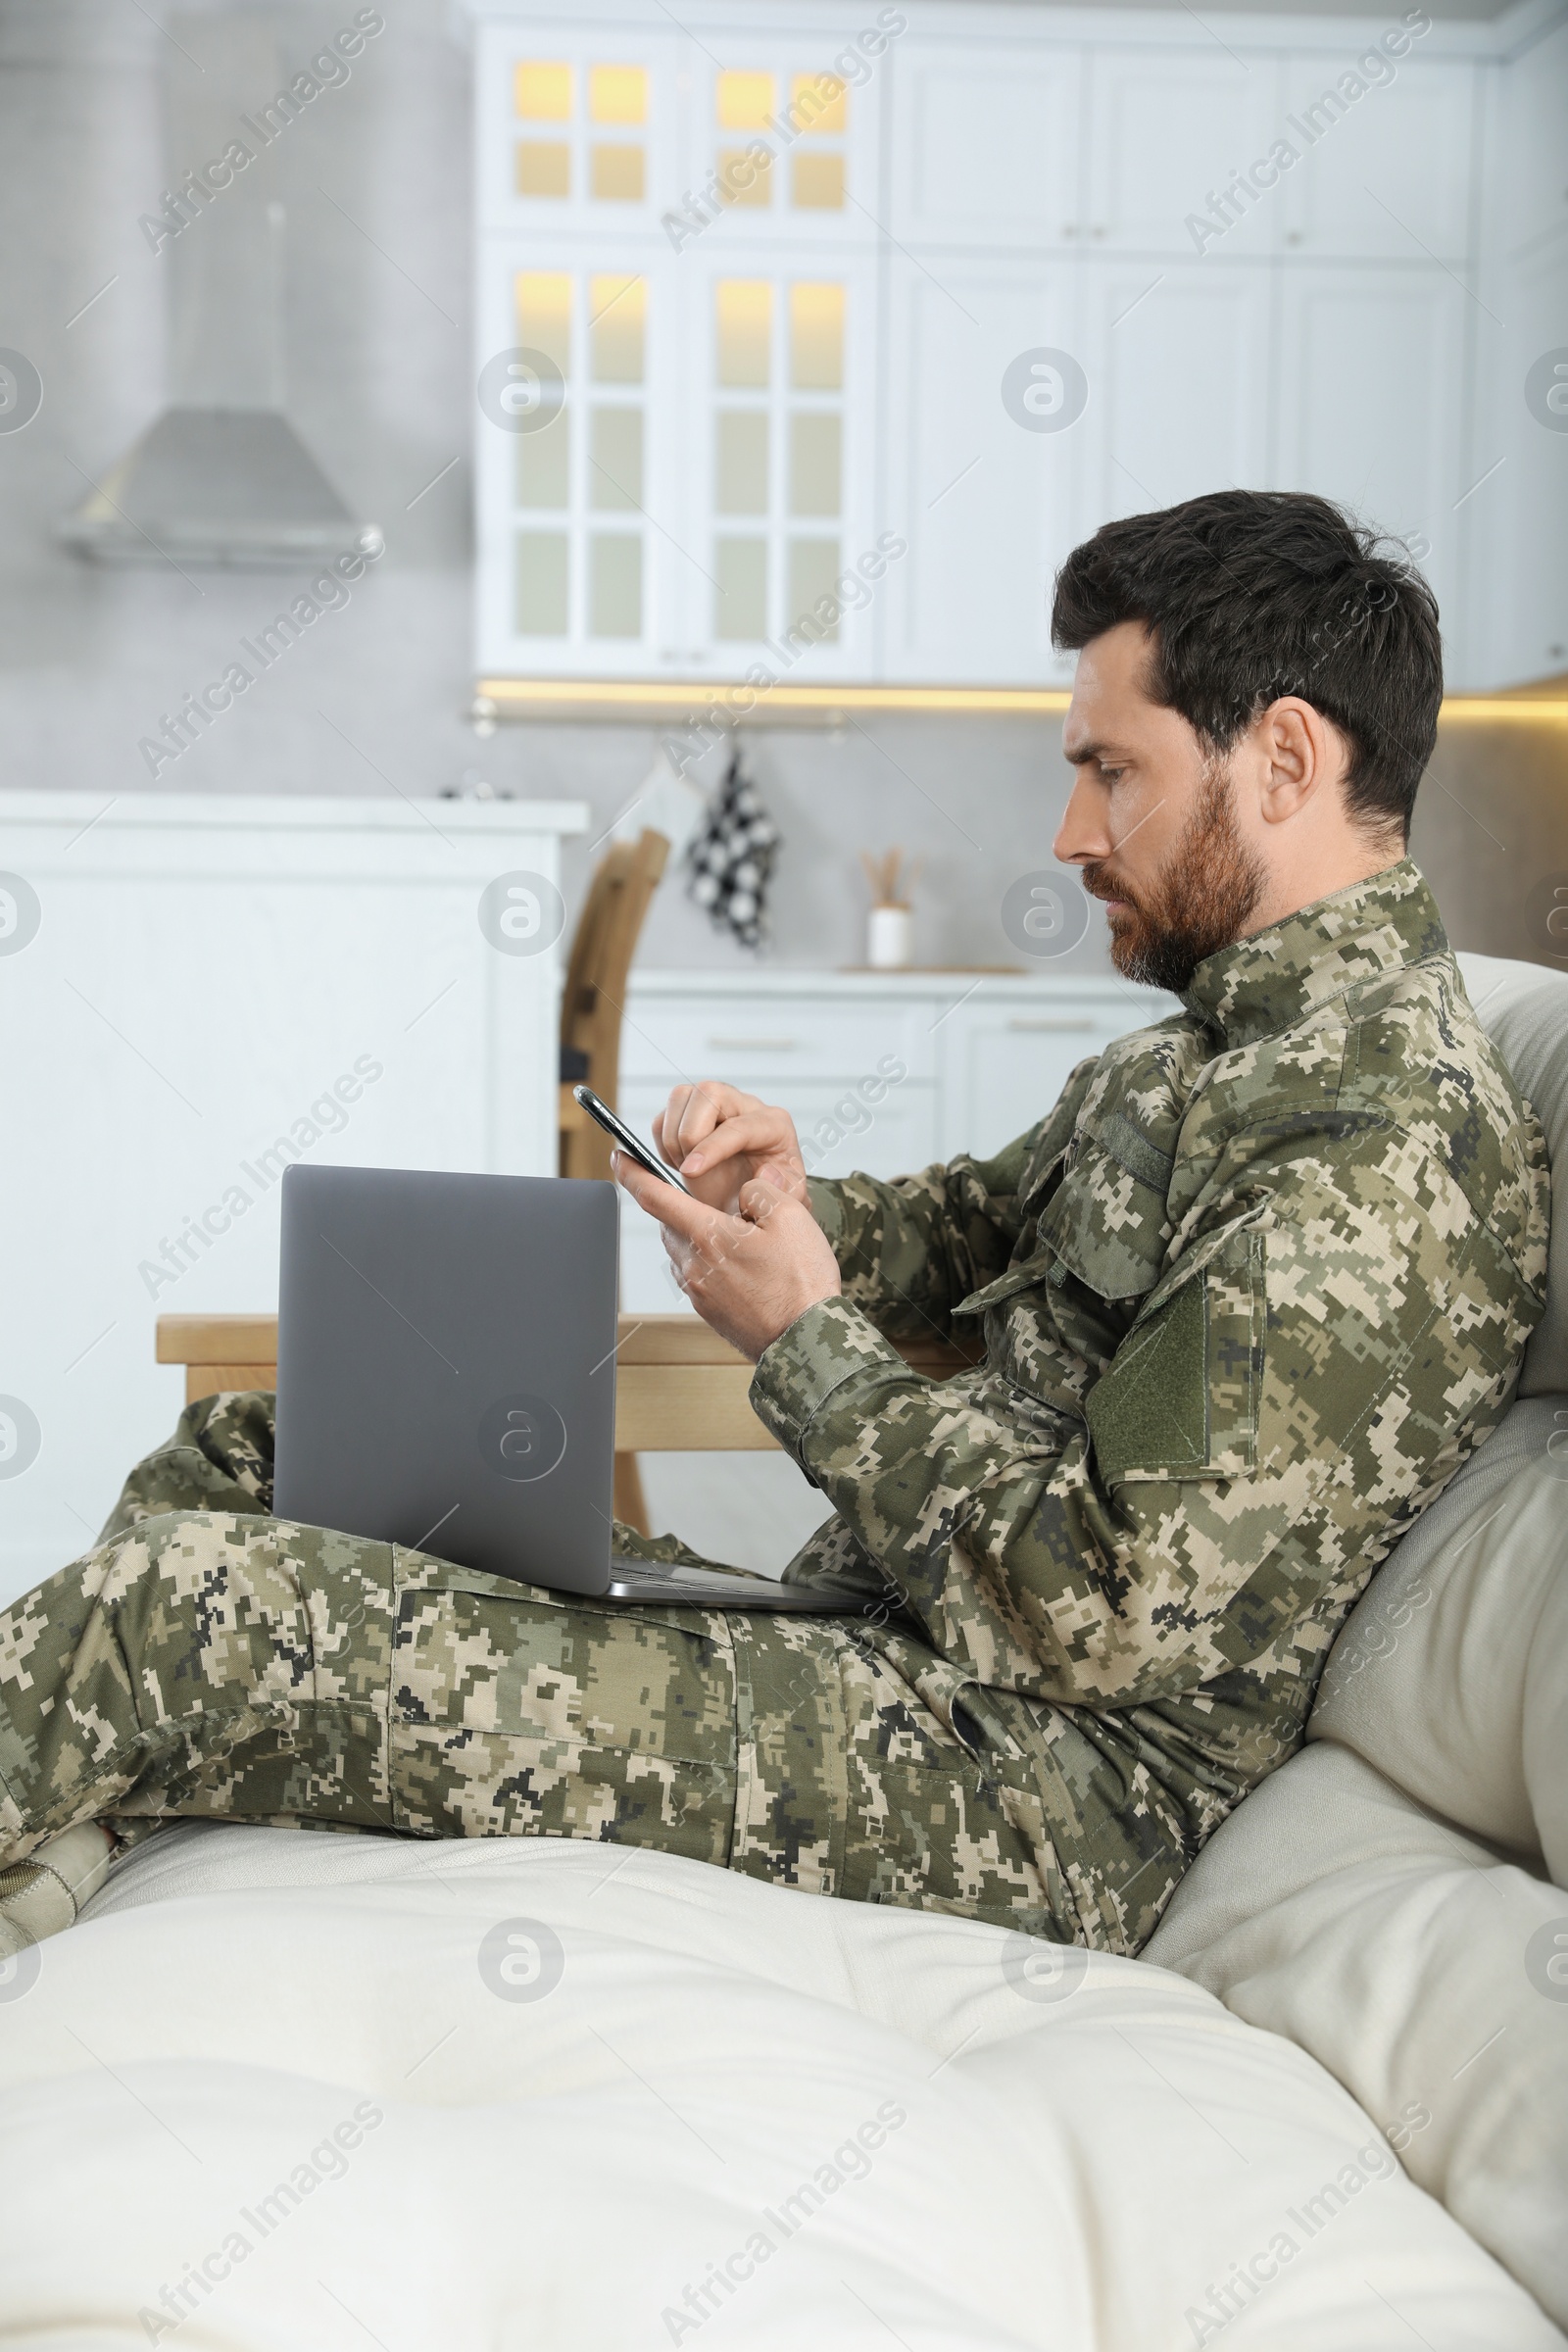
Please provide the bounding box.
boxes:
[1083,760,1266,994]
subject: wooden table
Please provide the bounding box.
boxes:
[156,1313,980,1458]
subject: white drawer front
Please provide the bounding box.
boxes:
[621,1078,940,1184]
[939,1000,1162,1161]
[620,999,936,1087]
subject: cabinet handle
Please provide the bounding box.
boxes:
[1006,1017,1096,1033]
[706,1037,800,1052]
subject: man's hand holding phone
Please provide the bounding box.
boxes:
[652,1084,809,1213]
[614,1083,839,1363]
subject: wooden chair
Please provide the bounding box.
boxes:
[555,824,669,1524]
[558,828,669,1184]
[155,1311,983,1514]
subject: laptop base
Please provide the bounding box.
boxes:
[607,1559,863,1613]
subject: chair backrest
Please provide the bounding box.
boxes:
[560,828,669,1181]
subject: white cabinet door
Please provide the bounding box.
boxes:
[937,991,1164,1161]
[1084,46,1283,259]
[1082,261,1275,522]
[888,38,1084,250]
[1467,227,1568,688]
[882,259,1086,685]
[1278,57,1477,263]
[1275,268,1467,653]
[1492,17,1568,260]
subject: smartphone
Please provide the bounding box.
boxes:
[573,1084,693,1195]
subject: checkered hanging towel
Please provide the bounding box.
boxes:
[685,752,780,951]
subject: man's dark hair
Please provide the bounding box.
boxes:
[1051,490,1443,839]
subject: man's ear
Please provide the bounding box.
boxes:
[1255,697,1345,827]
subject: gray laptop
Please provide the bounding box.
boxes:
[271,1163,857,1612]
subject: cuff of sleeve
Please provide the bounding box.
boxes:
[749,1294,906,1458]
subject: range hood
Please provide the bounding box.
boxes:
[61,14,377,569]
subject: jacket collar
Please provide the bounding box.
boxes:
[1181,858,1449,1050]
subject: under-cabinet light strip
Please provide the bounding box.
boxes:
[473,678,1568,724]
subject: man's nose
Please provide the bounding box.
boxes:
[1053,774,1110,866]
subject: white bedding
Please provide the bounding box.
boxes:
[0,1823,1557,2351]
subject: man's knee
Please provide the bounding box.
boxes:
[32,1511,395,1713]
[96,1390,276,1542]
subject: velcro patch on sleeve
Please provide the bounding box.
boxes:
[1086,1230,1262,1485]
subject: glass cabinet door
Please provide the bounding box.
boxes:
[683,249,879,679]
[475,24,680,232]
[691,57,867,240]
[475,249,683,675]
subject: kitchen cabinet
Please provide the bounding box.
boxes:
[1083,46,1282,261]
[882,258,1084,685]
[473,16,880,682]
[470,0,1553,695]
[679,41,884,255]
[1468,13,1568,690]
[474,235,685,676]
[1275,267,1468,631]
[614,969,1169,1312]
[888,39,1084,251]
[676,242,880,678]
[936,990,1150,1160]
[1491,17,1568,259]
[1081,261,1276,521]
[1469,222,1568,688]
[0,790,587,1601]
[1277,58,1478,264]
[474,32,683,236]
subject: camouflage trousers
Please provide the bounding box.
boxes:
[0,1396,1165,1947]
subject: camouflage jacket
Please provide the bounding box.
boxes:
[750,861,1548,1894]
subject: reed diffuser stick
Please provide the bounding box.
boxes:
[861,850,920,907]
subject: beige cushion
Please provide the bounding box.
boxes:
[1148,1397,1568,2316]
[1458,952,1568,1396]
[45,1826,1562,2352]
[1143,1743,1568,2328]
[1309,1395,1568,1881]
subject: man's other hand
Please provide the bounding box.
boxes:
[613,1152,840,1363]
[653,1083,808,1215]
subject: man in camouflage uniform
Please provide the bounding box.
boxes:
[0,492,1547,1959]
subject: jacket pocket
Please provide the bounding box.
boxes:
[952,1250,1057,1321]
[1086,1226,1264,1484]
[1030,1128,1170,1305]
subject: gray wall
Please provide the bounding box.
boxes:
[0,0,1562,979]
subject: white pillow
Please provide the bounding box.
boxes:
[1457,952,1568,1397]
[1307,1395,1568,1882]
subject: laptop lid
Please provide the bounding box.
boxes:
[272,1164,619,1594]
